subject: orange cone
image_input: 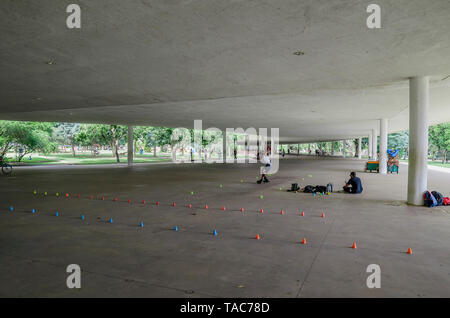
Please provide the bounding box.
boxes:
[222,205,226,211]
[260,208,264,213]
[280,210,284,215]
[352,242,357,249]
[256,234,260,240]
[407,248,413,255]
[240,208,244,212]
[301,237,306,245]
[205,204,208,209]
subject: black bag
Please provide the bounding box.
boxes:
[304,185,314,193]
[290,183,300,191]
[431,191,444,206]
[314,185,328,194]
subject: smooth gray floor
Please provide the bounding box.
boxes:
[1,156,449,297]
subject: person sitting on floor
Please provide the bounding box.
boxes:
[343,172,363,194]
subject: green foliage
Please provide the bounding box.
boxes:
[0,121,56,161]
[388,131,409,158]
[429,123,450,163]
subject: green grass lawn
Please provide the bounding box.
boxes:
[5,152,174,166]
[400,159,450,168]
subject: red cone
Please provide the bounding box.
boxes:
[205,204,208,209]
[301,237,306,245]
[172,202,176,207]
[188,203,192,208]
[240,208,244,212]
[222,205,226,211]
[260,208,264,213]
[280,210,284,215]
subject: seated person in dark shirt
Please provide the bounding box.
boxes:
[343,172,363,194]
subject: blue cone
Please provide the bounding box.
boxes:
[31,209,36,214]
[174,225,178,231]
[213,229,217,236]
[55,211,59,216]
[9,206,13,212]
[109,218,113,224]
[81,215,85,221]
[139,221,144,227]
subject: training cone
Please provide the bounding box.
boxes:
[77,194,80,198]
[280,210,284,215]
[55,211,59,216]
[139,221,144,227]
[9,206,14,212]
[188,203,192,208]
[56,192,59,197]
[174,226,178,231]
[109,218,113,224]
[222,205,226,211]
[155,201,159,206]
[352,242,357,249]
[256,234,260,240]
[142,200,146,204]
[127,199,131,203]
[172,202,176,207]
[66,193,69,197]
[407,248,413,255]
[81,215,85,221]
[301,237,306,245]
[101,196,105,200]
[44,192,47,196]
[260,208,264,214]
[213,229,217,236]
[114,197,118,202]
[301,211,304,216]
[321,213,325,218]
[31,209,36,214]
[205,204,208,209]
[240,208,244,212]
[33,190,37,195]
[89,195,94,200]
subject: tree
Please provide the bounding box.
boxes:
[388,131,409,159]
[77,124,127,162]
[53,123,80,157]
[0,121,56,161]
[429,123,450,163]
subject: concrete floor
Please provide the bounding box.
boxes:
[1,156,450,297]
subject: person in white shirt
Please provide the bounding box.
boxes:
[257,152,271,184]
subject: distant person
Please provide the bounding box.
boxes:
[343,172,363,194]
[257,152,271,184]
[282,149,285,157]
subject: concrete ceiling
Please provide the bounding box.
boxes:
[1,0,450,142]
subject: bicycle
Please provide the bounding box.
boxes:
[1,160,13,175]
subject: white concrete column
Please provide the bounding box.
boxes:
[368,133,372,158]
[372,129,378,160]
[379,119,388,174]
[407,76,429,205]
[222,130,227,163]
[358,138,362,159]
[127,125,133,166]
[342,140,346,158]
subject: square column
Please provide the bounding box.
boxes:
[379,119,388,174]
[358,138,362,159]
[127,126,134,166]
[372,129,378,160]
[407,76,429,205]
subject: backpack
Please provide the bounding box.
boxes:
[443,197,450,206]
[290,183,300,192]
[424,191,437,207]
[303,185,314,193]
[431,191,444,206]
[314,185,328,194]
